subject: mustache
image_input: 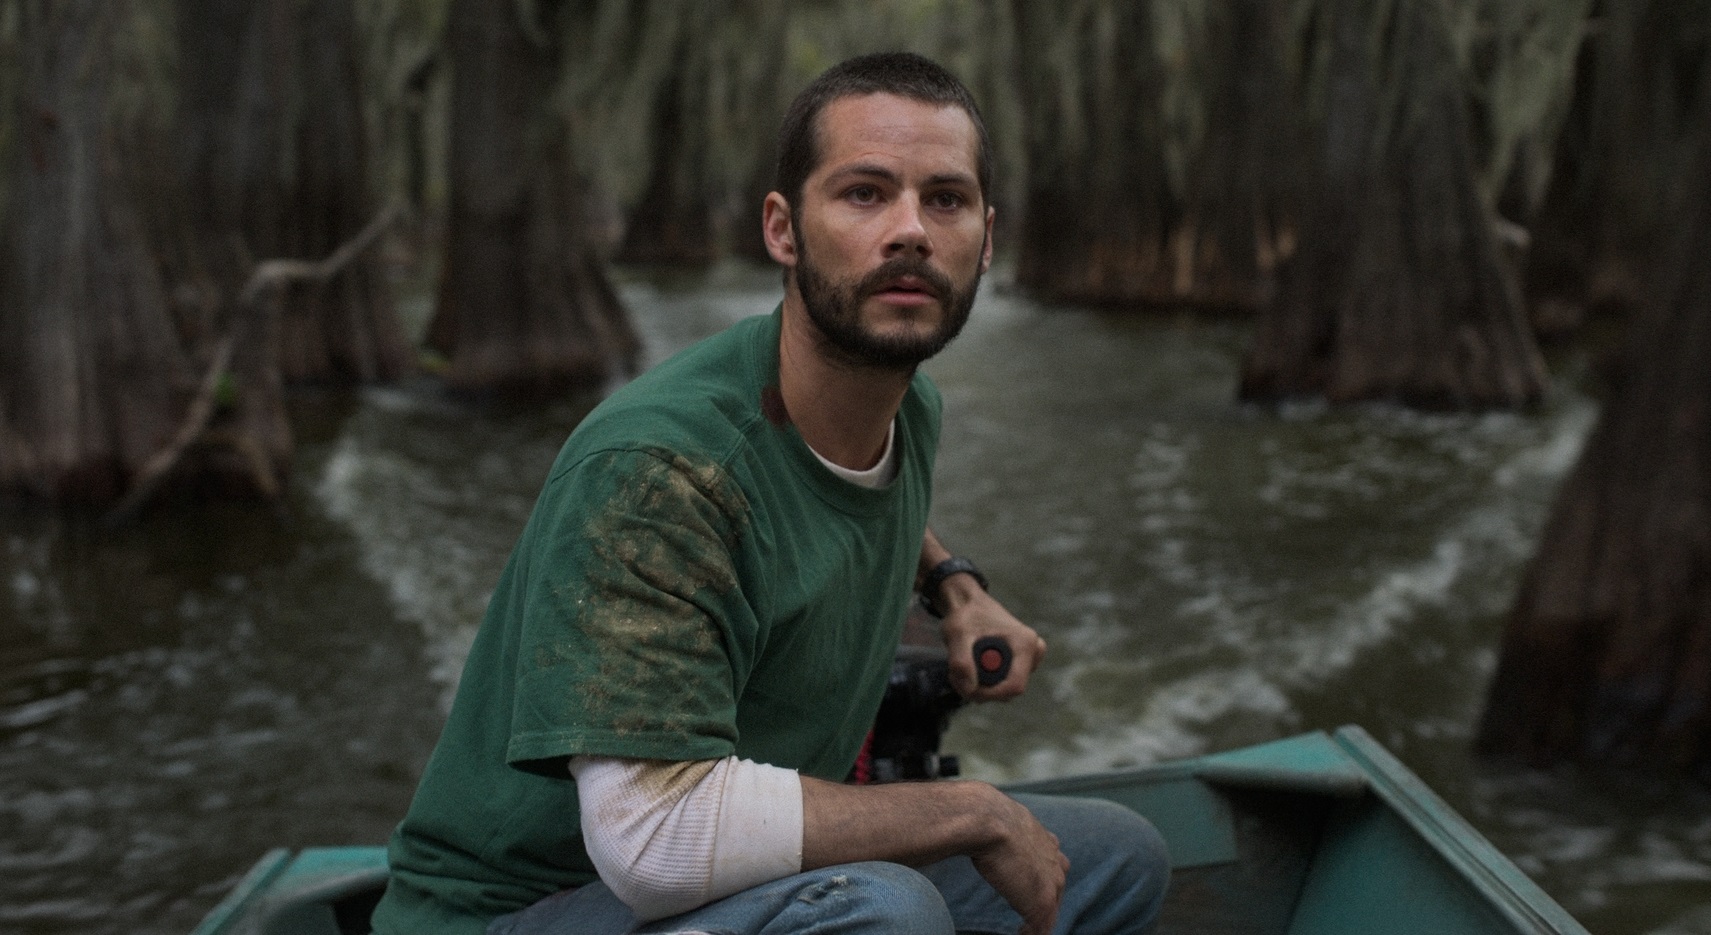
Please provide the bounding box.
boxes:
[855,257,955,301]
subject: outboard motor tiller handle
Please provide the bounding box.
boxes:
[972,636,1012,687]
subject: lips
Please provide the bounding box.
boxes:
[877,275,939,299]
[860,262,951,303]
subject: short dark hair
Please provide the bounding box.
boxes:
[775,52,992,211]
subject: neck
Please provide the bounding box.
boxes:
[777,293,913,470]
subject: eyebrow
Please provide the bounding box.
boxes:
[824,162,978,191]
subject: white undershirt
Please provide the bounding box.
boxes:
[570,755,803,921]
[810,419,898,489]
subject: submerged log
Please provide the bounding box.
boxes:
[105,207,402,523]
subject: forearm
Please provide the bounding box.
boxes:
[800,773,1000,870]
[918,527,990,616]
[918,526,953,584]
[800,773,1068,934]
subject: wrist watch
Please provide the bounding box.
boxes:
[920,556,989,618]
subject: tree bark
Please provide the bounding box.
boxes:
[1008,0,1290,310]
[613,70,719,267]
[730,66,789,268]
[1478,89,1711,781]
[1009,1,1177,307]
[172,0,412,388]
[426,0,639,398]
[165,0,296,499]
[1238,0,1548,409]
[1169,0,1301,309]
[277,0,415,384]
[0,0,192,502]
[1523,0,1711,334]
[730,138,781,266]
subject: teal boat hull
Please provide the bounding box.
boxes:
[190,725,1589,935]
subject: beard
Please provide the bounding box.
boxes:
[794,231,984,371]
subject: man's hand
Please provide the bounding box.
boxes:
[917,529,1047,701]
[968,785,1070,934]
[937,582,1047,701]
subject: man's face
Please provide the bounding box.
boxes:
[781,93,994,371]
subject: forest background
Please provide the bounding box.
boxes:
[2,0,1710,930]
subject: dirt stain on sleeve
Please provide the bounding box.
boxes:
[556,449,753,741]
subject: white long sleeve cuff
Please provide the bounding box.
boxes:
[568,754,804,922]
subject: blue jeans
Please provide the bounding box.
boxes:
[486,793,1170,935]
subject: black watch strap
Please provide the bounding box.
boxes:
[920,556,988,618]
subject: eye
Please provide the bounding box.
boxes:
[928,190,968,210]
[845,184,880,205]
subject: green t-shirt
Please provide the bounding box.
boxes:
[371,309,941,935]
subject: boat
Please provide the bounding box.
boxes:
[188,724,1590,935]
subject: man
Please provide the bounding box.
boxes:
[371,52,1169,935]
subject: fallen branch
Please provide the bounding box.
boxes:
[239,202,402,306]
[104,204,403,525]
[102,331,240,525]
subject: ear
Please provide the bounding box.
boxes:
[762,192,797,268]
[980,205,995,273]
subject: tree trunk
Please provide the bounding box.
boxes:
[1523,0,1711,334]
[1170,0,1301,309]
[0,0,192,503]
[1008,0,1289,310]
[729,67,789,268]
[165,0,296,500]
[426,0,639,397]
[613,70,719,267]
[1009,1,1177,307]
[1239,0,1548,409]
[173,0,412,388]
[1478,87,1711,781]
[276,0,414,384]
[730,141,780,266]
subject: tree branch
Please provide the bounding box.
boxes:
[105,203,403,524]
[239,202,403,305]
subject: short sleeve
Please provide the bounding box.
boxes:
[505,447,755,775]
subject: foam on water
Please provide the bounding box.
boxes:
[316,419,517,697]
[1479,759,1711,930]
[946,358,1601,782]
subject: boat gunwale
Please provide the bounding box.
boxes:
[1327,726,1590,935]
[187,726,1593,935]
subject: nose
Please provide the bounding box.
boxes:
[884,195,931,258]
